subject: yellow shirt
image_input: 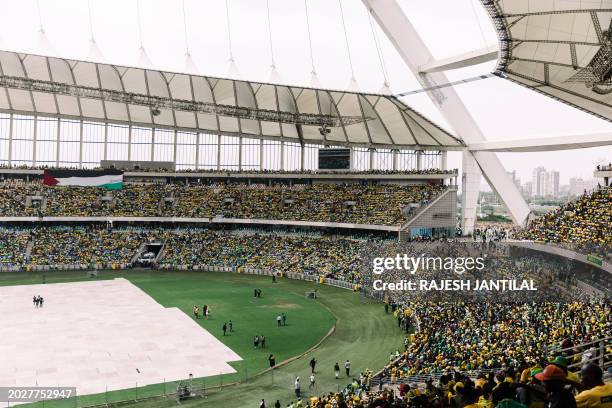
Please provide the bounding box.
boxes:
[477,396,494,408]
[567,370,580,384]
[575,383,612,408]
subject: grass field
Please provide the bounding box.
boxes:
[0,270,402,408]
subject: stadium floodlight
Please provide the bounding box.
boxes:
[0,75,371,127]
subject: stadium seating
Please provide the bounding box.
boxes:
[1,227,369,280]
[0,179,40,216]
[0,163,458,175]
[0,181,446,225]
[518,187,611,259]
[392,301,610,375]
[0,229,30,267]
[292,299,611,407]
[28,228,144,266]
[0,171,609,408]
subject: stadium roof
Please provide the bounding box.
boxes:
[0,50,464,150]
[483,0,612,121]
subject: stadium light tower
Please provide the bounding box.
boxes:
[362,0,531,234]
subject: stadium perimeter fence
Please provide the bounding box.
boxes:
[0,263,359,292]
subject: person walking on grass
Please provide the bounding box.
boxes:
[309,373,316,390]
[334,362,340,379]
[261,335,266,348]
[309,357,317,373]
[282,312,287,326]
[268,354,275,368]
[193,305,199,319]
[229,320,233,332]
[274,400,281,408]
[277,314,282,327]
[294,377,301,398]
[222,322,227,336]
[345,359,351,377]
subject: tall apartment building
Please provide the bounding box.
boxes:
[532,167,560,197]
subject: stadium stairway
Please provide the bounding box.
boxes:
[25,239,33,261]
[399,187,457,241]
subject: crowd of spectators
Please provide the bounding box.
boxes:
[0,229,30,267]
[161,230,266,267]
[0,179,40,216]
[0,163,458,175]
[28,227,143,266]
[517,186,611,259]
[241,234,364,280]
[392,301,609,376]
[293,359,611,407]
[1,223,610,408]
[0,181,446,225]
[0,227,371,280]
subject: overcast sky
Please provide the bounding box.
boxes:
[0,0,610,186]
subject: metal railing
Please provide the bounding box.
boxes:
[548,336,611,371]
[371,368,501,388]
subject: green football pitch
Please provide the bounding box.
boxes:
[0,270,402,408]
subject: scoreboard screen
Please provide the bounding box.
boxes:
[318,148,351,170]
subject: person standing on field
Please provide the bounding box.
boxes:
[334,362,340,379]
[268,354,275,368]
[294,377,300,398]
[309,357,317,373]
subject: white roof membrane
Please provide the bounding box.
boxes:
[482,0,612,121]
[0,50,463,149]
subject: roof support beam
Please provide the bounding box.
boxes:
[55,118,60,167]
[509,39,600,46]
[419,45,498,73]
[0,74,367,127]
[503,8,612,17]
[468,132,612,152]
[32,115,38,166]
[7,113,13,166]
[363,0,531,232]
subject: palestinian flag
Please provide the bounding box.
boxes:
[43,169,124,190]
